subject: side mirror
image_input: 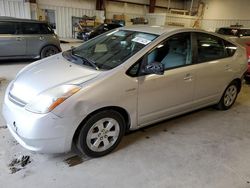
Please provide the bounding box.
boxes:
[143,63,164,75]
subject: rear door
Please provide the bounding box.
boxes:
[192,32,235,106]
[0,21,26,57]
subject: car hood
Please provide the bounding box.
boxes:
[10,53,100,103]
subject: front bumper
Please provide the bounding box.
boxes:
[2,89,77,153]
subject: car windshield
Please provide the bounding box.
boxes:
[69,29,158,70]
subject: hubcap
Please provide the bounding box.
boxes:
[86,118,120,152]
[224,85,237,107]
[45,48,56,57]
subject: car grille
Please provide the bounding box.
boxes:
[8,93,27,107]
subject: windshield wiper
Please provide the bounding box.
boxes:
[71,50,99,70]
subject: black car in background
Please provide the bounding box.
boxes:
[77,23,122,40]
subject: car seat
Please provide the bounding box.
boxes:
[161,40,187,69]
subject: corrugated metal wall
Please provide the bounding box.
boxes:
[1,0,250,37]
[201,19,250,31]
[165,14,197,27]
[0,0,31,19]
[38,4,104,38]
[164,14,250,32]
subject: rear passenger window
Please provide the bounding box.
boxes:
[0,22,17,34]
[197,33,227,63]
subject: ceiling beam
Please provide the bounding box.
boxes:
[24,0,36,3]
[96,0,105,10]
[149,0,156,13]
[107,0,176,10]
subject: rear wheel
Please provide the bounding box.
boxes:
[76,110,125,157]
[245,76,250,84]
[216,81,239,110]
[40,45,59,58]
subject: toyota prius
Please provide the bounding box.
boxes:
[2,26,247,157]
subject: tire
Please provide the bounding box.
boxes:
[40,45,59,58]
[216,81,239,110]
[76,110,125,157]
[245,77,250,84]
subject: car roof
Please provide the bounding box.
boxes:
[121,25,199,35]
[0,16,47,23]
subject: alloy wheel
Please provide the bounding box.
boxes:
[224,85,237,107]
[86,118,120,152]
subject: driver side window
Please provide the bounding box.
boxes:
[146,32,192,70]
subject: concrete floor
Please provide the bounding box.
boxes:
[0,44,250,188]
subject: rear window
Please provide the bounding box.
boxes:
[0,22,17,34]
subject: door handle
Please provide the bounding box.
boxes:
[39,36,44,40]
[16,37,23,41]
[184,73,193,81]
[225,64,231,71]
[125,88,136,92]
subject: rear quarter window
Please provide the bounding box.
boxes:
[40,23,54,34]
[224,40,237,57]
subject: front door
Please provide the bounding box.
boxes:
[137,32,196,126]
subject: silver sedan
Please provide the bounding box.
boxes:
[2,26,247,157]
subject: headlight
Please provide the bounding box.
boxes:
[25,85,81,114]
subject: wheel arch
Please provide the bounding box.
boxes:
[232,78,242,92]
[40,44,61,58]
[72,106,131,148]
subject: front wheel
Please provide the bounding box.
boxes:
[216,81,239,110]
[76,110,125,157]
[40,45,59,58]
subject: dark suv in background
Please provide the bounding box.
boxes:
[0,17,61,60]
[216,27,250,82]
[77,23,122,40]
